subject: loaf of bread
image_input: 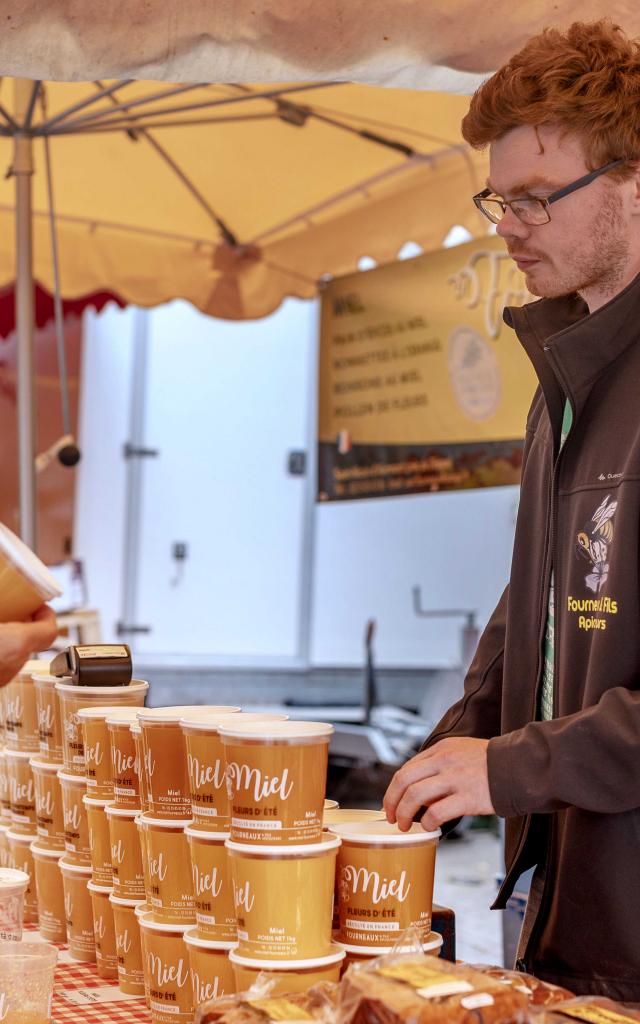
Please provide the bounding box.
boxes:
[530,997,640,1024]
[338,953,530,1024]
[196,984,339,1024]
[468,966,573,1006]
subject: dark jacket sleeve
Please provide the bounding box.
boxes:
[488,687,640,816]
[420,583,508,752]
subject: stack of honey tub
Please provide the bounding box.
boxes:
[0,669,445,1024]
[134,705,243,1022]
[219,718,348,995]
[59,675,149,969]
[1,660,55,934]
[132,707,342,1023]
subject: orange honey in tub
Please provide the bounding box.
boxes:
[107,708,144,808]
[180,711,287,831]
[138,706,239,819]
[219,720,332,845]
[56,680,148,776]
[330,820,440,947]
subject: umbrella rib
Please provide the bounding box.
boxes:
[45,81,212,133]
[37,79,136,132]
[0,201,216,247]
[138,132,239,246]
[86,79,241,246]
[22,81,42,130]
[248,154,437,245]
[0,102,18,131]
[44,82,342,135]
[308,104,462,149]
[43,112,278,135]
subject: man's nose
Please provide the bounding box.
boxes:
[496,208,531,240]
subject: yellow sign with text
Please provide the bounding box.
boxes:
[318,236,538,501]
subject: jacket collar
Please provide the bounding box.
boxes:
[504,269,640,438]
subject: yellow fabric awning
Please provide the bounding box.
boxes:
[0,81,491,320]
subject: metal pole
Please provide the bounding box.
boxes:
[13,80,36,548]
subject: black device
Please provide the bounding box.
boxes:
[50,644,133,687]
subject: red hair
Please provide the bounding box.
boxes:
[462,20,640,179]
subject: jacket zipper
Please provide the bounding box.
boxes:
[498,468,554,896]
[519,354,574,970]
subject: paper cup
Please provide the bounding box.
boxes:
[110,892,146,995]
[7,829,38,923]
[33,673,65,762]
[0,520,62,620]
[337,932,444,971]
[131,723,149,813]
[322,810,387,931]
[0,749,10,822]
[139,706,240,819]
[60,857,96,961]
[88,880,118,979]
[138,813,195,923]
[181,712,287,831]
[323,808,386,826]
[139,913,194,1024]
[58,770,90,863]
[226,834,339,960]
[184,826,235,940]
[219,720,333,845]
[0,867,29,940]
[30,841,67,942]
[84,796,113,886]
[56,679,149,776]
[330,821,440,946]
[0,824,10,869]
[107,709,144,808]
[184,930,236,1003]
[135,902,152,1007]
[5,748,36,834]
[3,660,51,753]
[106,804,145,899]
[78,705,124,798]
[0,940,58,1024]
[30,758,65,849]
[229,945,345,995]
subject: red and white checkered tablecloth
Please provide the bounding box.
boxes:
[24,927,151,1024]
[51,957,151,1024]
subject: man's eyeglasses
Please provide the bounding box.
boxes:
[473,158,627,226]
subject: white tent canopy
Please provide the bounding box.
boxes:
[3,1,639,91]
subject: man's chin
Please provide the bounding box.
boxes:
[524,272,574,300]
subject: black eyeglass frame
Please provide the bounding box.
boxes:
[473,158,627,225]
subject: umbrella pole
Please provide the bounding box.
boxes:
[13,80,36,548]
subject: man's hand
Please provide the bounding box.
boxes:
[0,605,58,686]
[383,737,495,832]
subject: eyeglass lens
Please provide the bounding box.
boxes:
[478,197,550,226]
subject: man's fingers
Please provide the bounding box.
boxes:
[394,775,453,832]
[384,755,442,822]
[22,606,58,651]
[420,794,464,832]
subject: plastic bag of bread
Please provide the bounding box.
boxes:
[530,997,640,1024]
[468,966,573,1006]
[196,981,339,1024]
[337,949,530,1024]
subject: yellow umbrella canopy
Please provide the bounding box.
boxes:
[0,80,488,321]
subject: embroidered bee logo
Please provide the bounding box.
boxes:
[576,494,617,593]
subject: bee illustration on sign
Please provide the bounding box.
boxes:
[576,494,617,593]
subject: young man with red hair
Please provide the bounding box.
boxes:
[385,20,640,999]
